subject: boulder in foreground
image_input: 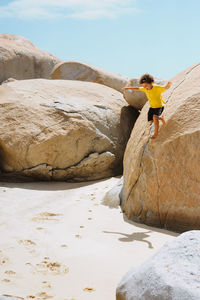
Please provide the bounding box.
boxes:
[117,230,200,300]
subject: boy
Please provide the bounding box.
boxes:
[123,74,172,139]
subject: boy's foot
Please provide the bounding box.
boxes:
[150,133,158,139]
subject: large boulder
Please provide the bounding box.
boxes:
[116,230,200,300]
[0,34,61,83]
[121,63,200,232]
[50,60,128,93]
[0,79,138,182]
[123,78,167,110]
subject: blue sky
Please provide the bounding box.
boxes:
[0,0,199,79]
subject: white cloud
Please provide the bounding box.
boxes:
[0,0,140,20]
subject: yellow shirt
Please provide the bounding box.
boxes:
[139,84,166,108]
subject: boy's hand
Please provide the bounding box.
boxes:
[165,81,172,90]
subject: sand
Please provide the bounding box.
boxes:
[0,176,178,300]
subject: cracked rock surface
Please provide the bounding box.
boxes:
[121,63,200,232]
[116,230,200,300]
[0,34,61,83]
[0,78,138,182]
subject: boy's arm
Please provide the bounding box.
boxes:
[123,87,140,91]
[165,81,172,90]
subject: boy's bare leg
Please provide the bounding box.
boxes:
[159,115,166,125]
[150,115,159,139]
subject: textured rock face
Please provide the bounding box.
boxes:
[123,78,167,110]
[121,63,200,232]
[116,230,200,300]
[0,79,138,182]
[0,34,61,83]
[50,60,128,93]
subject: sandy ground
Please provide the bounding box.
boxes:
[0,176,178,300]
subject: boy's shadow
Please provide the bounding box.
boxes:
[102,230,153,249]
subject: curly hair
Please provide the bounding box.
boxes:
[139,74,154,84]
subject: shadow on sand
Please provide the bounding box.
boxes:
[103,211,178,249]
[103,229,154,249]
[0,176,121,191]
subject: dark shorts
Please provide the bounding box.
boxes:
[148,107,164,122]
